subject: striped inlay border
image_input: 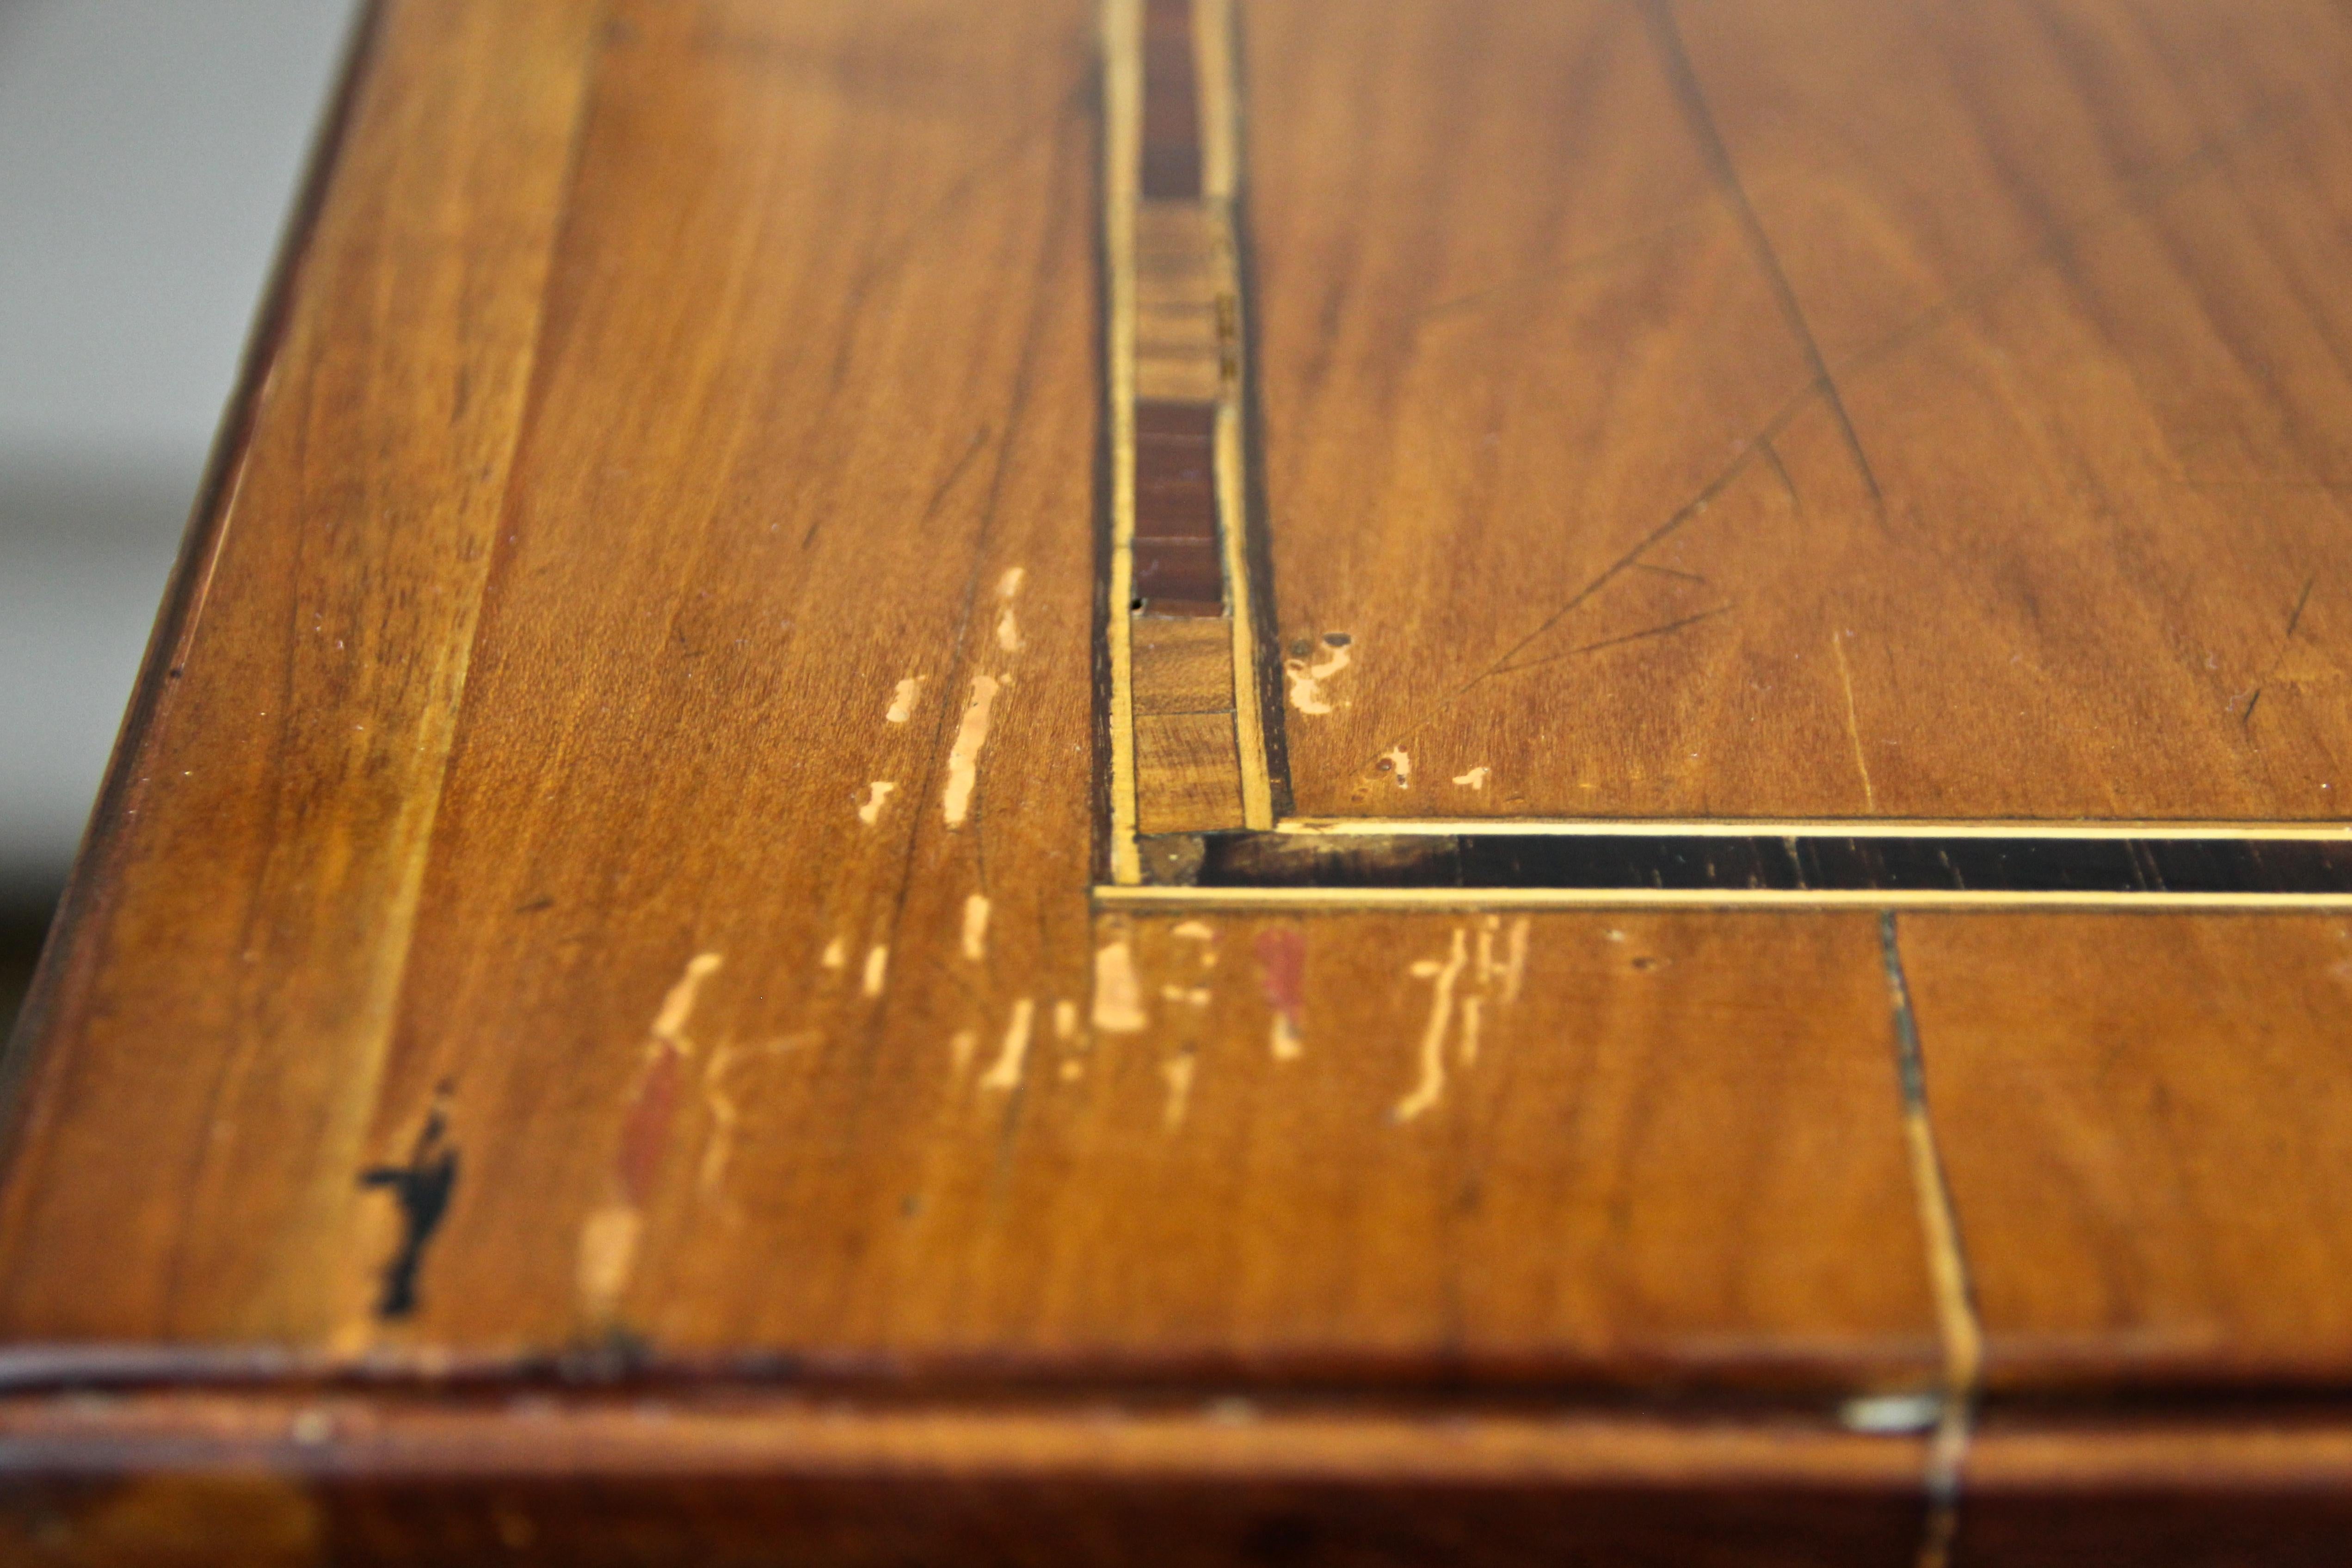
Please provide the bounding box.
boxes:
[1094,0,2352,908]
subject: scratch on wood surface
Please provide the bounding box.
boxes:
[1161,1051,1197,1131]
[942,674,1001,827]
[861,944,890,998]
[1452,766,1490,791]
[2243,573,2319,732]
[962,894,991,961]
[1394,931,1468,1123]
[1378,108,2305,753]
[1490,605,1733,678]
[821,936,848,972]
[1459,995,1484,1067]
[1093,935,1148,1032]
[1054,999,1080,1041]
[979,998,1034,1091]
[1502,917,1529,1003]
[1831,630,1878,810]
[1378,746,1413,787]
[697,1045,740,1198]
[1284,637,1351,714]
[886,676,922,724]
[1638,0,1882,512]
[857,781,897,825]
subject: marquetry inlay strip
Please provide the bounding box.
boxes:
[1105,0,1277,870]
[1095,0,2352,906]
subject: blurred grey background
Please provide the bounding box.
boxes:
[0,0,356,1031]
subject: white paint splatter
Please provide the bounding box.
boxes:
[1093,938,1148,1032]
[1379,746,1413,787]
[862,944,890,998]
[1393,930,1467,1123]
[994,569,1026,653]
[961,894,991,961]
[857,781,897,825]
[949,1030,979,1075]
[886,676,922,724]
[821,937,848,972]
[979,998,1034,1091]
[577,1205,643,1325]
[1502,917,1530,1002]
[1270,1014,1302,1062]
[1284,640,1352,715]
[1459,996,1484,1068]
[1161,984,1212,1006]
[942,674,1001,827]
[1054,999,1079,1041]
[1452,766,1491,791]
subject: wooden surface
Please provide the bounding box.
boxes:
[1253,0,2352,822]
[6,0,2352,1561]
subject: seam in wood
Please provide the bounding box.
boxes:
[1104,0,1145,883]
[1271,818,2352,841]
[1196,0,1272,829]
[1093,885,2352,910]
[1878,912,1982,1568]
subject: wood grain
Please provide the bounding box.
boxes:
[0,0,607,1342]
[0,0,1941,1385]
[1248,0,2352,822]
[1957,1411,2352,1568]
[1900,911,2352,1389]
[0,1390,1930,1568]
[1,0,2348,1556]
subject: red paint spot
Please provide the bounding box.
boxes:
[616,1045,683,1206]
[1255,927,1306,1023]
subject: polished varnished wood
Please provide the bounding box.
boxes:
[5,0,2352,1562]
[1904,913,2352,1388]
[0,1390,1933,1568]
[1250,0,2352,821]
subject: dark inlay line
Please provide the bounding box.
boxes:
[1140,0,1202,199]
[1134,396,1224,614]
[1195,832,2352,895]
[1134,399,1216,539]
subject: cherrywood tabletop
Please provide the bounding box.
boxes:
[6,0,2352,1561]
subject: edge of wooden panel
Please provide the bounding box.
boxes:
[0,1,388,1109]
